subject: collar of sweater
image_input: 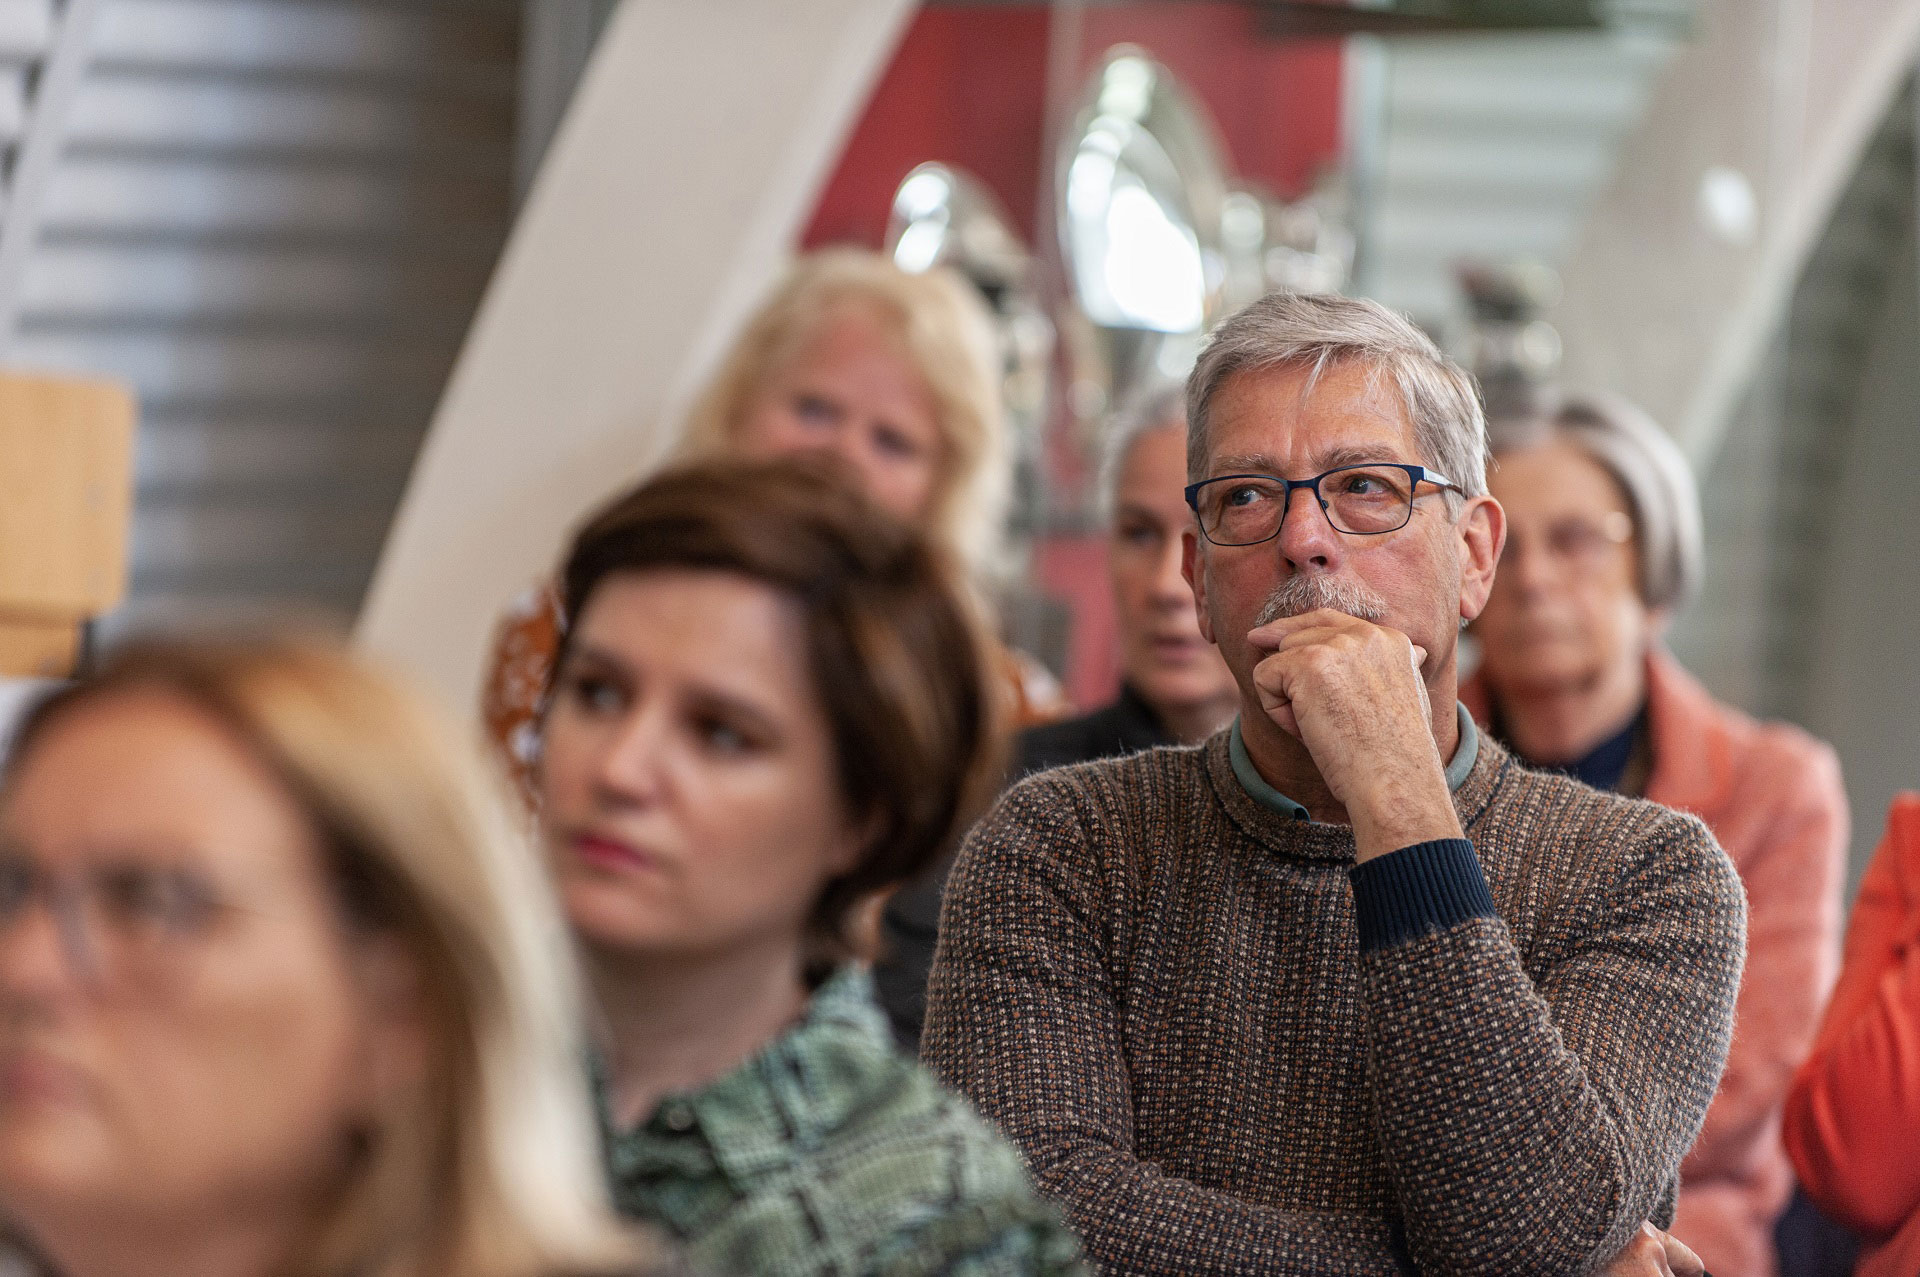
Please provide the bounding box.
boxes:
[1203,718,1508,863]
[1228,703,1480,820]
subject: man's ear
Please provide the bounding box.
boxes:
[1455,495,1506,624]
[1182,528,1216,644]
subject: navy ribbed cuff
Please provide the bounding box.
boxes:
[1350,838,1495,953]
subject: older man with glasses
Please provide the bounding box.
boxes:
[923,292,1745,1276]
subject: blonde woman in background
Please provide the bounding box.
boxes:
[483,248,1062,801]
[0,639,659,1277]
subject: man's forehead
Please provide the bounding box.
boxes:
[1206,361,1416,469]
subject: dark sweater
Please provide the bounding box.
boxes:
[922,731,1746,1275]
[1015,685,1173,777]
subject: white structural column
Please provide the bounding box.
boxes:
[1554,0,1920,460]
[355,0,915,714]
[0,0,108,354]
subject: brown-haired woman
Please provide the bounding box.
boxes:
[535,458,1084,1276]
[0,639,658,1277]
[483,248,1065,806]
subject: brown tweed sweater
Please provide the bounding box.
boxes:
[922,730,1746,1275]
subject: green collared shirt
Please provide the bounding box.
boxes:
[1229,701,1481,817]
[596,966,1085,1277]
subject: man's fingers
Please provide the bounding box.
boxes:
[1642,1223,1677,1277]
[1661,1231,1706,1277]
[1246,607,1372,649]
[1250,653,1303,740]
[1600,1224,1674,1277]
[1638,1223,1679,1277]
[1248,625,1345,654]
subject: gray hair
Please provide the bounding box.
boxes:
[1097,380,1189,524]
[1185,292,1489,501]
[1488,390,1703,614]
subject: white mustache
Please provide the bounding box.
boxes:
[1255,575,1390,626]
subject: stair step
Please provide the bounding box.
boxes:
[54,70,514,164]
[135,412,425,492]
[124,501,397,610]
[11,327,462,408]
[16,240,494,324]
[31,153,511,239]
[91,0,515,89]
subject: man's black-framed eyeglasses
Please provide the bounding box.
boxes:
[1184,464,1459,546]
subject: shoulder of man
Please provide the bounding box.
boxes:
[1013,709,1114,776]
[956,742,1219,905]
[1475,751,1745,930]
[992,741,1214,846]
[1012,697,1160,777]
[1013,732,1210,793]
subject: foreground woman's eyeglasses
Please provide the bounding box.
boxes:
[0,851,239,989]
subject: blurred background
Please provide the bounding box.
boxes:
[2,0,1915,886]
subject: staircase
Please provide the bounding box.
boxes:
[1357,24,1684,328]
[0,0,518,637]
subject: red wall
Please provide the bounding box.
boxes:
[801,5,1345,709]
[804,4,1344,250]
[803,8,1053,248]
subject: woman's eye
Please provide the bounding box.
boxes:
[1551,523,1607,557]
[1117,521,1160,548]
[0,856,37,918]
[99,868,218,935]
[871,424,923,461]
[566,675,625,716]
[793,394,838,425]
[696,718,752,755]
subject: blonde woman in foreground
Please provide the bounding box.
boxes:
[0,638,663,1277]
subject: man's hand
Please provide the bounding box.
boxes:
[1247,608,1460,861]
[1604,1223,1708,1277]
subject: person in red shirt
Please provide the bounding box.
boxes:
[1785,794,1920,1277]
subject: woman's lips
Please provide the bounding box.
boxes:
[1147,634,1207,663]
[570,834,659,875]
[0,1047,88,1108]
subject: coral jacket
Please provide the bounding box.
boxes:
[1785,793,1920,1264]
[1464,649,1848,1277]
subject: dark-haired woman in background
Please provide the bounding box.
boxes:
[534,458,1084,1276]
